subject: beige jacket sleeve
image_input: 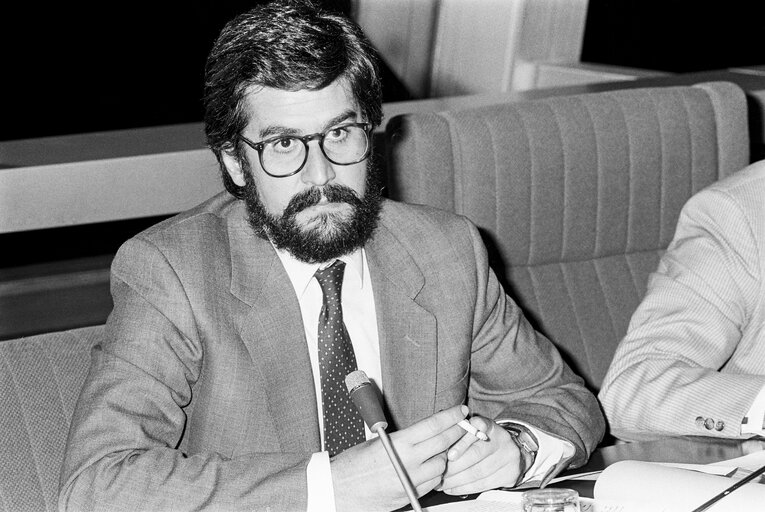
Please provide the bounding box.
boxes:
[599,164,765,441]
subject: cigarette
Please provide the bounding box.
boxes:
[457,419,488,441]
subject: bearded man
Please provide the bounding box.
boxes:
[59,2,603,511]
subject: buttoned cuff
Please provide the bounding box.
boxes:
[307,451,336,512]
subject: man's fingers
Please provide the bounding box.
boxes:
[397,405,468,444]
[414,423,466,459]
[447,431,479,461]
[442,471,499,496]
[415,475,445,498]
[411,451,448,485]
[447,416,493,461]
[389,405,470,475]
[441,423,522,493]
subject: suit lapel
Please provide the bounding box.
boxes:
[367,222,438,431]
[227,210,321,453]
[222,203,439,447]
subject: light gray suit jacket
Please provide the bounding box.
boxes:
[60,194,603,511]
[600,160,765,441]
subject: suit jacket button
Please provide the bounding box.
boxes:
[715,421,725,431]
[704,418,715,430]
[695,416,705,427]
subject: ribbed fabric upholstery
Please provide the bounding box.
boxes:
[0,326,102,512]
[385,82,750,390]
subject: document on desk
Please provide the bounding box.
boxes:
[712,446,765,475]
[594,460,765,511]
[549,449,765,487]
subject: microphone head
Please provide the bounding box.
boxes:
[345,370,370,394]
[345,370,388,432]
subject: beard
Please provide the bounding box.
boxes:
[242,157,383,264]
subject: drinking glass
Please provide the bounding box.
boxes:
[521,488,580,512]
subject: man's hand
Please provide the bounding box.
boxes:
[439,415,524,495]
[330,405,468,512]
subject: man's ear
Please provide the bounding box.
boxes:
[221,146,247,187]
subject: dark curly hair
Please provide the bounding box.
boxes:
[203,0,383,198]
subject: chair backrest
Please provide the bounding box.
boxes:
[0,326,102,512]
[385,81,750,390]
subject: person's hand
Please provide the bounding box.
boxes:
[439,415,524,495]
[330,405,468,512]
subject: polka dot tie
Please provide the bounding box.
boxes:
[314,260,365,457]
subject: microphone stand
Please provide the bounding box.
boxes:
[346,370,423,512]
[370,423,423,512]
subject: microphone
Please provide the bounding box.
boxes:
[345,370,388,433]
[345,370,423,512]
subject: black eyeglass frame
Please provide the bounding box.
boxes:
[238,121,373,178]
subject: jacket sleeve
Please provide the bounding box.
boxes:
[599,186,765,441]
[59,237,311,512]
[460,216,605,467]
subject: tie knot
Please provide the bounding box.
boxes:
[314,260,346,303]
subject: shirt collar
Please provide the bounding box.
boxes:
[274,247,366,300]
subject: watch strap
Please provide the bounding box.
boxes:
[498,422,539,485]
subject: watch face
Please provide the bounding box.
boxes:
[518,431,539,453]
[504,425,539,454]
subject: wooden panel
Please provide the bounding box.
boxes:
[0,150,222,233]
[0,123,207,166]
[529,62,667,90]
[428,0,591,95]
[511,0,590,89]
[516,0,589,62]
[352,0,439,98]
[429,0,525,96]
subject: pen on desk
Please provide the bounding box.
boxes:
[689,461,765,512]
[457,419,488,441]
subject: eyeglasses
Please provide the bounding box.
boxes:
[239,122,372,178]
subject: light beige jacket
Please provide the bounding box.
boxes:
[600,160,765,441]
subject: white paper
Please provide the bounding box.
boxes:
[551,461,737,484]
[594,460,765,511]
[713,448,765,472]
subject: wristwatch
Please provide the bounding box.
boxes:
[499,422,539,483]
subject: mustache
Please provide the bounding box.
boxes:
[282,184,363,218]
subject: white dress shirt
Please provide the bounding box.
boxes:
[275,248,379,512]
[274,248,573,511]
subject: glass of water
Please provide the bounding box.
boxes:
[521,488,580,512]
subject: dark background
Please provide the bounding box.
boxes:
[2,1,764,142]
[581,0,765,73]
[0,0,357,142]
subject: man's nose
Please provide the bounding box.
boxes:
[301,141,336,186]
